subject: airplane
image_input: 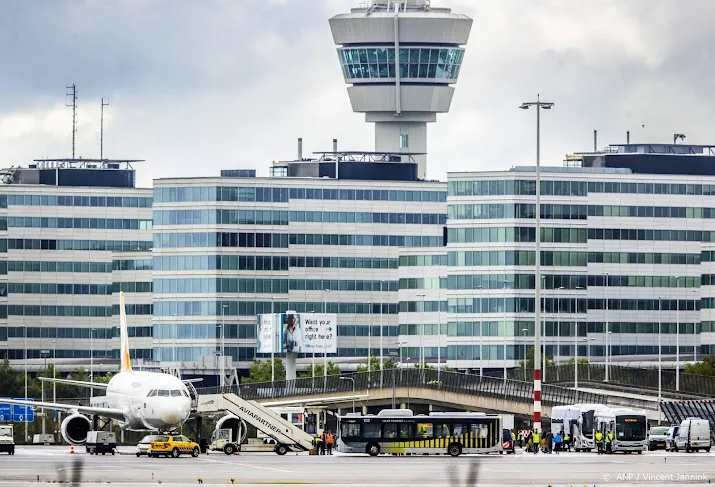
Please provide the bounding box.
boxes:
[0,292,193,445]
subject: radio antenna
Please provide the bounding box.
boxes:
[100,98,109,159]
[66,84,78,158]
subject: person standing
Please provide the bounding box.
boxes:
[606,430,613,454]
[326,430,334,455]
[319,431,326,455]
[595,431,604,455]
[563,431,570,452]
[553,431,562,454]
[532,431,540,454]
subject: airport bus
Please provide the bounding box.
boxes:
[551,404,609,451]
[337,409,503,457]
[594,407,647,453]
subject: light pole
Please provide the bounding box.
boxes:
[22,324,27,442]
[520,95,553,434]
[51,339,56,404]
[439,276,446,383]
[521,328,528,382]
[368,288,372,378]
[585,336,594,380]
[416,293,426,383]
[221,304,228,388]
[556,286,564,382]
[604,273,609,382]
[270,296,278,384]
[339,377,355,413]
[676,277,680,391]
[658,296,663,405]
[503,280,508,386]
[40,349,49,435]
[380,279,385,387]
[323,289,330,391]
[172,314,177,364]
[389,351,399,409]
[90,328,95,398]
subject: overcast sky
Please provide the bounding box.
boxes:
[0,0,713,188]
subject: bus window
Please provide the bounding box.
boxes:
[452,424,465,436]
[341,423,360,438]
[363,423,382,439]
[416,423,433,440]
[383,423,398,439]
[469,424,489,438]
[435,424,450,438]
[398,423,412,440]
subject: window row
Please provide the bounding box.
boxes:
[398,254,448,267]
[443,274,588,291]
[6,194,152,208]
[399,300,446,313]
[289,233,443,248]
[338,47,464,80]
[588,181,715,196]
[448,203,587,221]
[448,250,588,267]
[153,323,257,340]
[588,228,715,242]
[8,260,113,273]
[154,255,289,272]
[586,322,696,335]
[588,252,700,265]
[591,275,700,288]
[5,304,152,317]
[7,217,152,230]
[153,300,397,317]
[5,326,151,340]
[7,239,152,252]
[153,346,256,363]
[154,278,289,295]
[113,259,153,271]
[337,325,400,337]
[590,299,700,311]
[154,186,446,204]
[589,205,715,219]
[702,251,715,262]
[447,321,536,337]
[290,256,398,270]
[290,279,397,292]
[448,179,587,197]
[399,323,445,336]
[447,298,588,315]
[7,282,151,296]
[447,226,587,244]
[399,277,447,290]
[154,209,446,227]
[4,349,132,360]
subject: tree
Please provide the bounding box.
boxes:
[563,357,589,365]
[412,361,434,370]
[684,355,715,376]
[356,355,395,373]
[298,361,342,378]
[518,347,555,372]
[242,358,286,384]
[0,359,19,398]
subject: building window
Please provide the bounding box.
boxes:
[400,134,409,149]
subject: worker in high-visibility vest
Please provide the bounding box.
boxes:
[606,431,613,454]
[326,430,334,455]
[531,431,540,454]
[595,431,604,455]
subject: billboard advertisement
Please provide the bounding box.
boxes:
[256,313,337,354]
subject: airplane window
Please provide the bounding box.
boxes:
[147,390,156,397]
[158,390,170,397]
[170,390,181,397]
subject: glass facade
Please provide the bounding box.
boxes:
[337,47,464,81]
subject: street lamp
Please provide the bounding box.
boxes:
[521,328,528,382]
[606,330,613,377]
[21,324,27,442]
[172,313,177,364]
[90,328,95,398]
[520,95,553,434]
[675,277,680,391]
[379,280,385,382]
[416,293,426,383]
[658,296,663,406]
[575,336,594,389]
[323,289,331,391]
[221,304,228,388]
[502,280,508,386]
[389,351,399,409]
[439,275,447,383]
[556,286,564,376]
[604,272,610,382]
[270,296,278,384]
[339,377,355,413]
[51,339,56,404]
[40,350,50,435]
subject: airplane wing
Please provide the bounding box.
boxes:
[38,377,109,389]
[0,398,125,422]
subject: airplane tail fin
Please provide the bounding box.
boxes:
[119,291,132,373]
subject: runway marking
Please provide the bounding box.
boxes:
[204,458,293,473]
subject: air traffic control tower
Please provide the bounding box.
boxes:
[330,0,472,180]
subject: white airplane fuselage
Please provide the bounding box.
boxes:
[104,370,192,432]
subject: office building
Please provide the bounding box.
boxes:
[0,160,153,371]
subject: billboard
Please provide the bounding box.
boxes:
[256,313,337,354]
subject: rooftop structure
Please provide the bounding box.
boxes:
[330,0,472,180]
[0,159,141,188]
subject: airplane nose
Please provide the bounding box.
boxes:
[160,404,187,426]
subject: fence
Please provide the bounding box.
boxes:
[661,399,715,432]
[508,364,715,397]
[196,368,657,410]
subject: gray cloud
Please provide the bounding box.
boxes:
[0,0,713,187]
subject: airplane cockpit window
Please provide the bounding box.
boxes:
[147,390,156,397]
[182,390,190,398]
[158,390,170,397]
[170,390,181,397]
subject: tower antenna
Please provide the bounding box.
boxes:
[100,98,110,159]
[66,84,78,158]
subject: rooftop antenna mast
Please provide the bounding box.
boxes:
[100,98,109,159]
[66,84,78,158]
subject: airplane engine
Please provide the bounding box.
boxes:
[216,414,247,443]
[61,413,92,445]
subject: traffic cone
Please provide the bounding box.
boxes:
[70,444,74,454]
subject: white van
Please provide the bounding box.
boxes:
[674,418,711,453]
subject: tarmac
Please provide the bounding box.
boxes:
[0,445,714,486]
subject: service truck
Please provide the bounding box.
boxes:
[0,425,15,455]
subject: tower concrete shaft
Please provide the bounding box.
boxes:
[330,0,472,179]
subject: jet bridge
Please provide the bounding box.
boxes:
[197,393,315,453]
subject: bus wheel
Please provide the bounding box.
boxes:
[366,443,380,457]
[448,443,462,457]
[275,444,288,456]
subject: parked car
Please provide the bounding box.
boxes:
[674,418,711,453]
[148,434,200,458]
[136,434,162,457]
[647,426,670,451]
[665,425,679,451]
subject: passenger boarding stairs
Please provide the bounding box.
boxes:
[197,393,315,452]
